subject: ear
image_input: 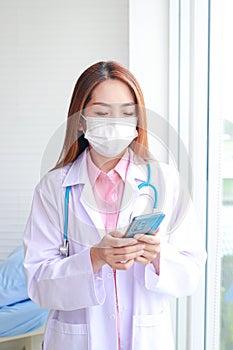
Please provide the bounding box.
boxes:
[78,124,83,131]
[79,114,87,132]
[78,119,84,131]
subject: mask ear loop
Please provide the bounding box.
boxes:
[81,113,87,121]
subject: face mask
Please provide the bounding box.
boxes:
[83,116,138,158]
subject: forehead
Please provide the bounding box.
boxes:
[88,79,135,105]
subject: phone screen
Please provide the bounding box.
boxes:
[124,212,165,238]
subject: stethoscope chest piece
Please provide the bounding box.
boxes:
[59,238,69,257]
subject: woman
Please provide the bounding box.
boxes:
[23,61,206,350]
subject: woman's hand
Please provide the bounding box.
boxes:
[134,231,161,273]
[90,232,145,273]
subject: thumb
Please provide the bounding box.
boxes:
[110,230,125,238]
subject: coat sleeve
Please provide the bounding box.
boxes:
[23,178,106,311]
[135,164,207,297]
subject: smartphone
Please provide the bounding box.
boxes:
[124,212,165,238]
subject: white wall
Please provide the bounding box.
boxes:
[129,0,169,116]
[129,0,169,163]
[0,0,129,262]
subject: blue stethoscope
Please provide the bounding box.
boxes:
[59,163,158,256]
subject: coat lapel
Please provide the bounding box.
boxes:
[62,150,105,238]
[79,182,106,236]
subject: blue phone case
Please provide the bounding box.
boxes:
[124,212,165,238]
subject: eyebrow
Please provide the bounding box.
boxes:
[91,102,135,107]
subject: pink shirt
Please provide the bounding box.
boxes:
[86,149,130,350]
[86,149,130,232]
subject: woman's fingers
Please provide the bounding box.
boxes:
[102,244,145,266]
[113,249,145,262]
[133,232,161,264]
[113,243,145,255]
[134,249,157,264]
[92,231,161,271]
[110,232,138,247]
[134,256,150,264]
[99,231,138,248]
[134,233,160,245]
[113,259,135,270]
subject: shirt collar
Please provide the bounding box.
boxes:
[113,148,130,182]
[86,148,130,188]
[62,147,145,188]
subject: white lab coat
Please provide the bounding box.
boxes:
[23,148,206,350]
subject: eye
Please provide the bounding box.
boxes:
[121,109,137,117]
[121,105,137,117]
[123,112,134,116]
[96,112,108,116]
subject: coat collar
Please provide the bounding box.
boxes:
[62,148,148,188]
[62,149,89,187]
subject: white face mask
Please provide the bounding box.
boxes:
[83,116,138,158]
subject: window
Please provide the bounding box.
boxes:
[219,1,233,349]
[130,0,232,349]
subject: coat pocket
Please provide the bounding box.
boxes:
[43,319,89,350]
[132,313,174,350]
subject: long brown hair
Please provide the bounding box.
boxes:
[54,61,149,169]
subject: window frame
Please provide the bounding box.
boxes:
[129,0,218,349]
[169,1,209,349]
